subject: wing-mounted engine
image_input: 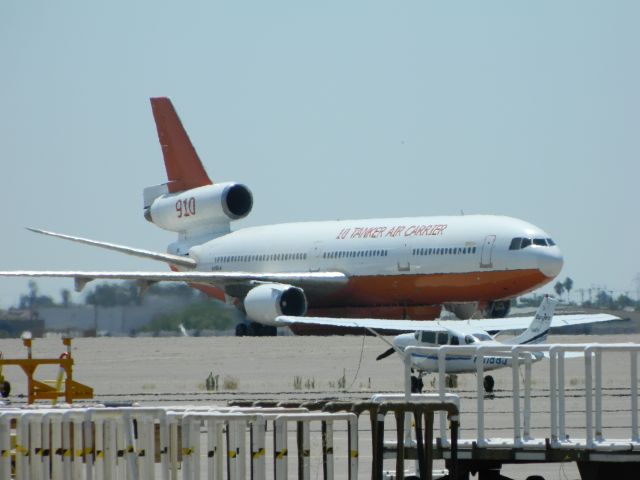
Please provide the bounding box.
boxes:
[244,284,308,326]
[143,182,253,246]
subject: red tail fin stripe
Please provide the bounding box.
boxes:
[150,97,212,193]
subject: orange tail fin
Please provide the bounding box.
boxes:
[150,97,212,193]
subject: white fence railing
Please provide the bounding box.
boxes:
[404,343,640,450]
[0,405,361,480]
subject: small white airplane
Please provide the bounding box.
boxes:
[0,97,566,336]
[276,296,621,392]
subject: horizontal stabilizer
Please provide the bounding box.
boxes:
[26,227,197,269]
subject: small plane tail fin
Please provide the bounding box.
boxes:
[506,295,558,345]
[150,97,212,193]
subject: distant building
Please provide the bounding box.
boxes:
[0,309,45,337]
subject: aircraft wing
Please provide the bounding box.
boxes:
[276,316,450,332]
[276,312,621,332]
[451,312,622,332]
[0,270,348,293]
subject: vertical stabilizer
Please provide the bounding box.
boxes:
[150,97,212,193]
[505,295,558,345]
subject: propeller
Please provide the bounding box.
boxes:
[376,347,396,361]
[363,326,406,361]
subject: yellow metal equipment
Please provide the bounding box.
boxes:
[0,335,93,404]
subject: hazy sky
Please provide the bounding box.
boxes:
[1,1,638,307]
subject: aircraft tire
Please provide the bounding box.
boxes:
[410,376,423,393]
[483,375,495,393]
[235,323,248,337]
[0,381,9,398]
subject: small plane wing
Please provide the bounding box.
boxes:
[276,316,450,332]
[276,312,621,332]
[455,312,621,332]
[0,270,349,293]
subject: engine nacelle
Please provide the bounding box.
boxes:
[144,182,253,233]
[444,302,478,320]
[244,284,308,326]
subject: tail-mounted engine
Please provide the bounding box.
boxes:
[244,284,308,326]
[144,182,253,234]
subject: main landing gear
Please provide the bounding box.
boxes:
[410,373,495,394]
[235,321,278,337]
[483,375,495,393]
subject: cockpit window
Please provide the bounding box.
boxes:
[511,236,556,250]
[420,331,437,344]
[509,237,522,250]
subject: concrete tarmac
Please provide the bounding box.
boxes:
[0,332,637,479]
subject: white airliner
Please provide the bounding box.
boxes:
[1,98,564,336]
[277,296,620,392]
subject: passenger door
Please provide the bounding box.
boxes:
[480,235,496,268]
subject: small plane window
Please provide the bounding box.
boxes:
[464,335,476,344]
[547,238,556,246]
[533,238,547,247]
[521,238,532,249]
[450,336,460,345]
[437,332,448,345]
[420,331,437,344]
[475,333,492,341]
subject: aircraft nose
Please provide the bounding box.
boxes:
[538,247,563,278]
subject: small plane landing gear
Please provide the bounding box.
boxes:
[410,375,424,393]
[483,375,495,393]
